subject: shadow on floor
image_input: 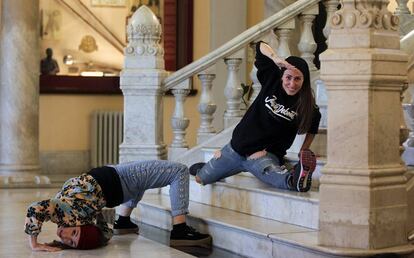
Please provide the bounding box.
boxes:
[137,222,244,258]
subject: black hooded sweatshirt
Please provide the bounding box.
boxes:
[230,42,321,162]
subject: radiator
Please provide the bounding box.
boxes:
[90,111,124,167]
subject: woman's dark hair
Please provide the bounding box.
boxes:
[284,56,315,134]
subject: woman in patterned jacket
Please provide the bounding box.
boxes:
[25,160,212,252]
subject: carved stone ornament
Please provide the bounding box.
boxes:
[331,0,399,30]
[126,5,163,57]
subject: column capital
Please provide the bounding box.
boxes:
[331,0,399,31]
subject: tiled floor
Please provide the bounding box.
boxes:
[0,188,194,258]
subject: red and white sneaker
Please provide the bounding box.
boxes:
[290,149,316,192]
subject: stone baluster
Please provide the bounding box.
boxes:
[248,43,261,105]
[119,6,168,162]
[0,0,50,186]
[197,73,217,144]
[319,0,409,250]
[275,19,295,59]
[168,87,190,160]
[395,0,411,15]
[298,5,319,72]
[395,0,413,36]
[323,0,340,45]
[249,65,261,105]
[171,89,190,148]
[266,29,279,54]
[224,58,244,128]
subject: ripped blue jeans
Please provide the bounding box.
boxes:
[196,143,290,189]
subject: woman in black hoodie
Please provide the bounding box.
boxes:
[190,41,321,192]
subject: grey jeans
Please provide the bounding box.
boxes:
[110,160,189,217]
[197,143,290,189]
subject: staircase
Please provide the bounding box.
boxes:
[123,1,414,257]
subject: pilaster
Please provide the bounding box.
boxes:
[119,6,168,162]
[319,0,410,249]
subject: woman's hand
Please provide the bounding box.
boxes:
[247,150,267,160]
[29,235,61,252]
[31,243,62,252]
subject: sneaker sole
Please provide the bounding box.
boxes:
[113,228,139,235]
[297,150,316,192]
[170,236,212,247]
[189,162,206,176]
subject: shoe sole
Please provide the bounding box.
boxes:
[170,236,212,247]
[113,228,139,235]
[297,150,316,192]
[189,162,206,176]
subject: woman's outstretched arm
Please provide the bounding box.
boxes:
[258,42,295,70]
[28,234,61,252]
[25,199,62,252]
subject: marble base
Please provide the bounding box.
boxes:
[223,116,242,129]
[120,143,167,162]
[197,133,217,145]
[174,124,236,165]
[40,150,90,175]
[0,173,50,188]
[168,147,188,161]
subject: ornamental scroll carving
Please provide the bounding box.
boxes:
[126,24,163,56]
[331,0,399,30]
[125,6,164,57]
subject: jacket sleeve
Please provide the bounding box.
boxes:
[308,105,322,135]
[254,41,282,89]
[24,199,58,236]
[95,213,113,244]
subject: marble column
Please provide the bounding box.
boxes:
[319,0,411,250]
[119,6,168,162]
[0,0,49,186]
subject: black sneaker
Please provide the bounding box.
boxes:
[289,149,316,192]
[113,219,139,235]
[170,225,212,247]
[189,162,206,176]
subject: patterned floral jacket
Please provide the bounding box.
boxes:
[24,174,112,242]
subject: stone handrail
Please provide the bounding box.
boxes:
[163,0,320,90]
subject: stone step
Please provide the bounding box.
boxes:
[132,193,316,258]
[162,175,319,229]
[130,193,414,258]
